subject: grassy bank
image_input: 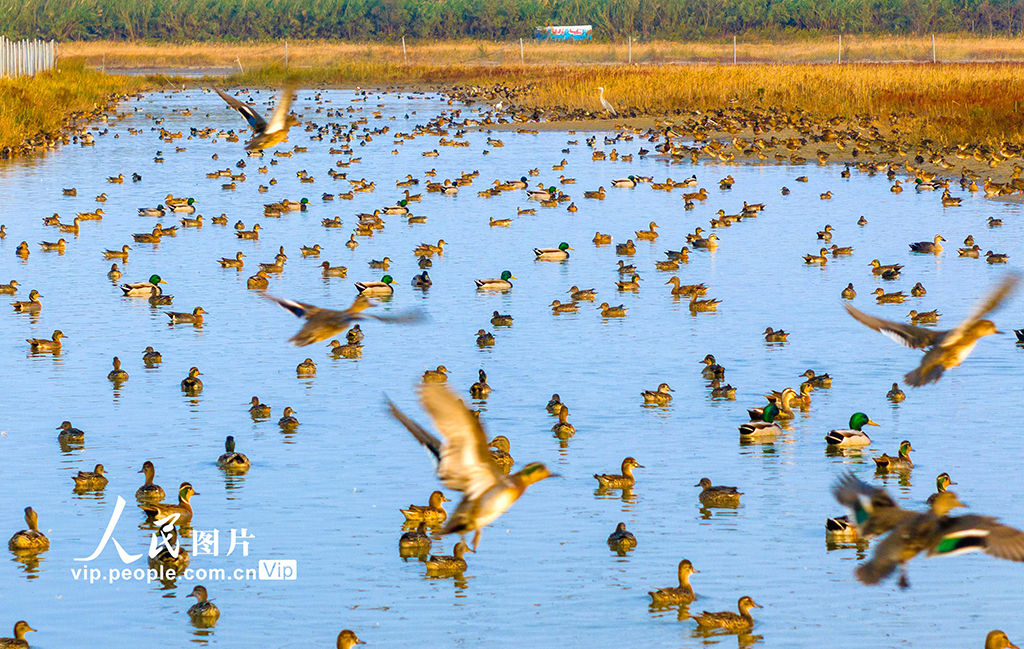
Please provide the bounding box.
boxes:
[203,59,1024,145]
[61,36,1024,69]
[0,62,145,156]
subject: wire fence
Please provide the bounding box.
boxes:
[1,37,58,78]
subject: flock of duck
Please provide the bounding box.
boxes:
[2,84,1023,648]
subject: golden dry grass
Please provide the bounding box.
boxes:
[59,36,1024,69]
[0,61,144,153]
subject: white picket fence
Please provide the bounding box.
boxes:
[0,37,58,78]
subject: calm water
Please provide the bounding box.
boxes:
[1,88,1022,648]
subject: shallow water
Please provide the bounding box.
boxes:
[1,88,1023,648]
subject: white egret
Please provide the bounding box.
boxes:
[597,86,617,115]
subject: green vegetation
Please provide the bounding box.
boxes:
[4,0,1024,41]
[0,61,144,155]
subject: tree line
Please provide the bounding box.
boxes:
[4,0,1024,41]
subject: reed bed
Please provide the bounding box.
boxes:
[61,36,1024,70]
[0,62,144,154]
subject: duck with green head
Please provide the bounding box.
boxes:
[181,367,203,394]
[824,412,879,447]
[475,271,515,291]
[738,403,781,440]
[355,275,394,296]
[139,482,198,526]
[874,440,914,471]
[534,242,572,261]
[121,274,165,297]
[217,436,251,471]
[925,472,957,505]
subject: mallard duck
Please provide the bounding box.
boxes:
[186,585,220,625]
[824,412,879,447]
[825,515,860,543]
[550,300,579,313]
[833,473,1024,587]
[0,621,36,647]
[414,239,447,256]
[488,436,513,472]
[56,217,81,234]
[696,478,742,507]
[139,482,198,526]
[567,286,596,301]
[641,383,674,404]
[598,302,627,317]
[73,464,108,491]
[27,330,65,352]
[886,382,906,401]
[534,242,572,261]
[216,85,298,151]
[268,294,421,346]
[910,234,946,254]
[167,307,205,325]
[181,367,203,393]
[925,472,957,506]
[700,354,725,379]
[665,278,707,298]
[57,420,84,444]
[800,369,832,388]
[422,366,449,383]
[607,522,637,553]
[296,358,317,375]
[11,290,42,312]
[38,238,66,253]
[247,270,270,289]
[136,461,165,502]
[355,275,395,296]
[635,222,659,240]
[616,274,642,291]
[425,540,471,575]
[593,232,612,245]
[874,440,914,471]
[368,257,391,270]
[411,271,431,288]
[107,356,128,382]
[217,436,250,471]
[278,407,299,428]
[738,404,782,440]
[0,279,17,295]
[469,369,491,397]
[8,507,49,552]
[546,394,563,414]
[710,380,737,399]
[595,457,643,489]
[418,256,432,269]
[612,176,637,188]
[689,293,721,312]
[400,490,450,524]
[846,275,1018,386]
[107,264,122,280]
[870,259,903,276]
[985,631,1018,649]
[346,325,364,344]
[694,597,762,630]
[398,521,432,557]
[138,205,165,217]
[908,309,940,324]
[615,240,636,256]
[475,271,515,291]
[247,396,271,418]
[763,327,788,342]
[218,252,245,268]
[121,275,165,297]
[235,223,261,239]
[649,559,698,607]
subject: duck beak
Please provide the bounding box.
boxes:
[693,482,701,487]
[567,246,574,250]
[635,464,645,469]
[138,467,144,473]
[994,330,1005,334]
[753,603,764,609]
[867,420,880,427]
